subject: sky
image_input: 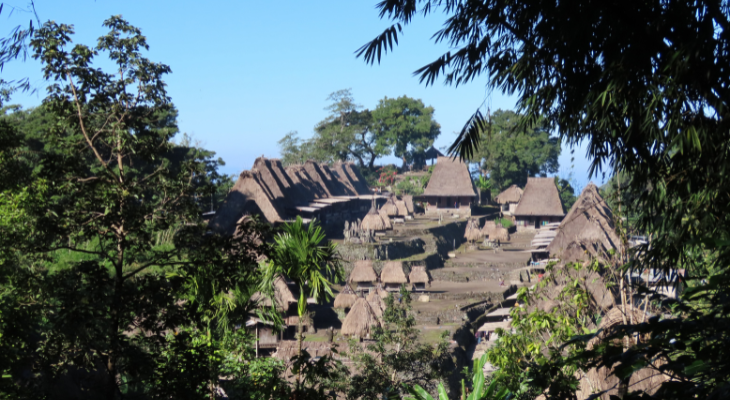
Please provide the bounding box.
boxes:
[1,0,606,190]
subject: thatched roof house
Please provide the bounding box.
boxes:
[403,195,415,214]
[380,261,408,291]
[395,200,409,216]
[378,207,393,229]
[513,177,565,231]
[381,195,400,217]
[423,157,477,216]
[490,227,510,242]
[361,204,387,232]
[366,290,386,318]
[341,297,381,338]
[209,157,373,233]
[349,260,379,292]
[464,218,484,243]
[495,185,523,216]
[481,220,497,238]
[334,284,358,310]
[409,266,432,291]
[545,183,622,264]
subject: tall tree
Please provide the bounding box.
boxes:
[371,96,440,169]
[0,17,265,399]
[473,109,559,192]
[360,0,730,398]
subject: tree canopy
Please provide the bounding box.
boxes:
[278,91,439,170]
[472,109,559,193]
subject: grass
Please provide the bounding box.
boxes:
[498,217,514,228]
[420,328,451,344]
[303,333,330,342]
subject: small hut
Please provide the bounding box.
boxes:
[341,297,382,338]
[409,266,432,292]
[381,195,400,217]
[349,260,379,293]
[513,177,565,231]
[423,157,477,216]
[480,220,497,238]
[361,204,386,232]
[380,261,408,292]
[378,207,393,229]
[495,185,523,216]
[403,195,415,214]
[395,199,409,216]
[490,227,510,243]
[464,218,484,243]
[366,290,386,318]
[334,283,357,311]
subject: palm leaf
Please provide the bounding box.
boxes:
[448,108,490,161]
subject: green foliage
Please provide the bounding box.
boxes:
[371,96,441,169]
[554,177,577,213]
[472,110,560,193]
[278,92,441,171]
[405,355,509,400]
[346,286,450,400]
[394,172,431,196]
[496,218,512,229]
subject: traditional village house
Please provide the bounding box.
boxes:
[361,203,387,232]
[348,260,379,293]
[341,297,382,339]
[248,275,301,347]
[380,261,409,292]
[512,177,565,231]
[409,266,432,292]
[366,290,386,318]
[378,207,393,229]
[464,218,484,243]
[381,195,401,217]
[333,283,358,312]
[495,184,523,217]
[423,156,477,217]
[545,183,621,264]
[402,195,415,214]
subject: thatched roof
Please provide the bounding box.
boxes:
[349,260,378,283]
[380,261,408,284]
[464,218,484,242]
[481,220,497,238]
[403,195,414,214]
[334,284,358,309]
[331,162,359,196]
[409,266,432,285]
[423,157,477,197]
[546,183,622,264]
[378,207,393,229]
[251,275,298,312]
[366,290,386,318]
[381,195,400,217]
[395,200,409,216]
[341,162,372,195]
[361,205,386,231]
[578,306,666,399]
[303,161,334,197]
[490,227,510,242]
[513,177,564,217]
[424,146,443,160]
[495,185,523,204]
[341,297,382,337]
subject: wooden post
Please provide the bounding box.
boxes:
[255,323,259,358]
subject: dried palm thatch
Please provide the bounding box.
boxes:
[381,196,400,217]
[341,297,381,337]
[464,218,484,242]
[361,204,386,232]
[395,200,409,216]
[513,177,565,217]
[366,290,386,318]
[251,275,297,312]
[423,157,477,197]
[578,306,667,400]
[378,207,393,229]
[546,183,622,264]
[348,260,378,283]
[481,220,497,238]
[495,184,523,204]
[408,266,432,285]
[403,195,414,214]
[380,261,408,284]
[490,227,510,242]
[334,284,358,309]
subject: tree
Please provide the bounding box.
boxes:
[262,216,343,398]
[554,177,576,213]
[359,1,730,398]
[347,287,450,400]
[472,110,559,193]
[0,17,266,399]
[371,96,440,169]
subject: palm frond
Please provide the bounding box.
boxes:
[355,23,402,65]
[448,108,490,161]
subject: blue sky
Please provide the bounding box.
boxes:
[2,0,605,190]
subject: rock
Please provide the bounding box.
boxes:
[418,295,430,303]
